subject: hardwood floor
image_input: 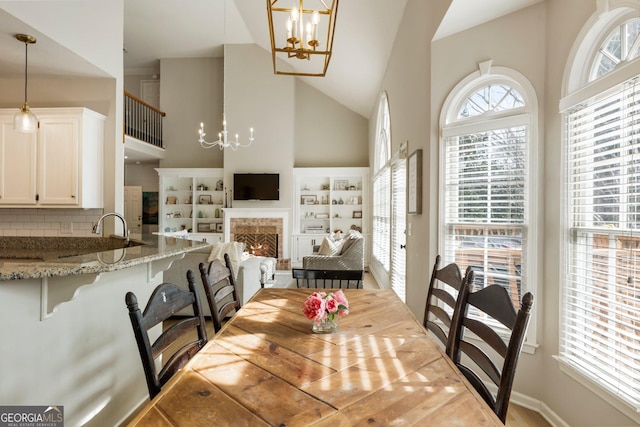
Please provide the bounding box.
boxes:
[507,404,551,427]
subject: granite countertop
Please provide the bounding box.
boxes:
[0,234,212,281]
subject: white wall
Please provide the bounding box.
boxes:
[124,164,159,191]
[159,57,224,168]
[295,80,369,167]
[373,0,449,313]
[222,43,295,211]
[124,73,159,99]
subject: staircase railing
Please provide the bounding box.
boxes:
[124,91,166,148]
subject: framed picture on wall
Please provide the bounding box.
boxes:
[142,192,159,224]
[199,195,212,204]
[301,195,317,205]
[197,223,211,232]
[334,180,349,191]
[408,149,422,215]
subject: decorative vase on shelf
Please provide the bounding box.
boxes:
[312,316,339,334]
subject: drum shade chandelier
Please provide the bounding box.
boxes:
[14,34,38,133]
[267,0,339,77]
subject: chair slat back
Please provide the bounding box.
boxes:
[423,255,474,357]
[126,279,208,399]
[452,286,534,422]
[197,253,241,333]
[292,268,364,289]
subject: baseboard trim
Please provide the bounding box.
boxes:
[509,390,570,427]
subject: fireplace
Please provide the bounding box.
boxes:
[234,226,279,258]
[223,208,290,260]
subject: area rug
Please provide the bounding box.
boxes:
[264,270,295,288]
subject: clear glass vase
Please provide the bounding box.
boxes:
[312,316,339,334]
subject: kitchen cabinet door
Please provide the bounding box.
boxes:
[0,118,37,205]
[37,116,79,205]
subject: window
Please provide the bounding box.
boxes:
[591,18,640,81]
[372,92,392,279]
[561,14,640,415]
[391,158,406,301]
[440,64,537,341]
[563,77,640,411]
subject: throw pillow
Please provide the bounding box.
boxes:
[207,241,246,277]
[317,236,344,256]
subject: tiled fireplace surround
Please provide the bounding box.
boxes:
[223,208,290,260]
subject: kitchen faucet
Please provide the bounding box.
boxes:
[92,212,130,244]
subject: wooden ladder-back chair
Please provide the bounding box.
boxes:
[125,278,208,399]
[452,285,534,422]
[423,255,475,357]
[196,253,241,333]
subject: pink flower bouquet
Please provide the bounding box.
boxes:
[302,290,349,323]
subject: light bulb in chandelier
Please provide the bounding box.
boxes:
[267,0,338,77]
[198,114,254,151]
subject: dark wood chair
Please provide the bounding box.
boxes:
[452,285,534,422]
[423,255,474,357]
[196,253,241,333]
[125,278,208,400]
[292,268,364,289]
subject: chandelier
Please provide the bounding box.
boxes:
[267,0,339,77]
[198,0,254,151]
[198,114,254,151]
[14,34,38,133]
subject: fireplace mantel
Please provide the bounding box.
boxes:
[222,208,291,258]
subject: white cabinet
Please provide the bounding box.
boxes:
[0,120,37,204]
[0,108,105,208]
[293,167,369,265]
[293,235,322,263]
[156,168,225,240]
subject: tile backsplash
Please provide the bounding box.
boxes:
[0,209,104,237]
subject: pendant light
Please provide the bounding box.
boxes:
[14,34,38,133]
[267,0,339,77]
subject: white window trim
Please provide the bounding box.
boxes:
[439,62,540,351]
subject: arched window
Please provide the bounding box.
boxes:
[372,92,392,274]
[591,17,640,81]
[561,4,640,418]
[374,92,391,173]
[440,62,538,344]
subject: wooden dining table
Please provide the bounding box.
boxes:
[128,288,504,426]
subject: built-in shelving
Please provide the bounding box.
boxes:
[292,167,369,265]
[156,168,225,242]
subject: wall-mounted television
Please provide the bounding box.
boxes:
[233,173,280,201]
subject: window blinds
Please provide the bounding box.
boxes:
[372,168,391,272]
[563,78,640,408]
[442,126,528,307]
[391,159,407,302]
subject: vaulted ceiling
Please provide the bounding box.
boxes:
[0,0,542,118]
